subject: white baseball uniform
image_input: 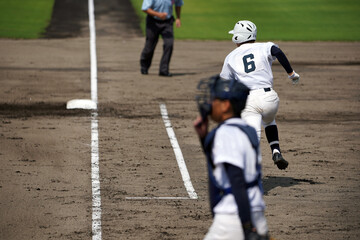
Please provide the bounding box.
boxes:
[204,118,268,240]
[220,42,280,140]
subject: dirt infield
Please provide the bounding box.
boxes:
[1,0,359,239]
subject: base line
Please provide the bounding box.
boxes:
[91,112,101,240]
[159,103,198,199]
[88,0,101,239]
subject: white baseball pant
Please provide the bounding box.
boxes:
[241,88,279,140]
[203,211,268,240]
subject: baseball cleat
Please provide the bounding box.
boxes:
[272,152,288,170]
[159,72,173,77]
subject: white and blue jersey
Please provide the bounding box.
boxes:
[205,118,266,215]
[220,42,277,90]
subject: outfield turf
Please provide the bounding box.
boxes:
[0,0,54,39]
[130,0,360,41]
[0,0,359,41]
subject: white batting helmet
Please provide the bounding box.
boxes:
[228,20,257,44]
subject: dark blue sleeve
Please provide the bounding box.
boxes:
[224,163,251,225]
[271,45,293,74]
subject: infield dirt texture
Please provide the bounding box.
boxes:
[0,0,359,239]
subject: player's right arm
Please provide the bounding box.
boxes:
[193,116,209,147]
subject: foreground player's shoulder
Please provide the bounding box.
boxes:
[218,119,251,143]
[213,124,247,167]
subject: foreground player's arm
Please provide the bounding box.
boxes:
[223,163,254,233]
[225,163,270,240]
[271,45,300,84]
[224,163,268,239]
[193,116,208,148]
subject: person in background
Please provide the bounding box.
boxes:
[140,0,184,77]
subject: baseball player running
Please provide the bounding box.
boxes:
[194,75,270,240]
[220,20,300,170]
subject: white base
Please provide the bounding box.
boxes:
[66,99,97,110]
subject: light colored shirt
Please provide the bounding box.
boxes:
[142,0,184,20]
[220,42,277,90]
[211,118,266,214]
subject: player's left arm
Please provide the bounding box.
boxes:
[224,163,257,237]
[175,6,181,27]
[271,45,300,84]
[174,0,183,28]
[224,163,270,239]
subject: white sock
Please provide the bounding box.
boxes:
[272,149,280,155]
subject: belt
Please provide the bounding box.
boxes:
[249,88,272,95]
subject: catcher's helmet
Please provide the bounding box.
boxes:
[196,75,249,119]
[229,20,257,44]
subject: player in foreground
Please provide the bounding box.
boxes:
[220,20,300,170]
[194,75,269,240]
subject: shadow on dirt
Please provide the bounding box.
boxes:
[0,103,91,118]
[262,176,321,195]
[0,102,162,119]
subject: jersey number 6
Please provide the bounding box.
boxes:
[243,54,256,73]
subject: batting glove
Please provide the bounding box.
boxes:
[288,71,300,84]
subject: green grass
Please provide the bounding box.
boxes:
[130,0,360,41]
[1,0,359,40]
[0,0,54,39]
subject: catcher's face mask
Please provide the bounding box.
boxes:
[196,75,249,119]
[196,77,214,120]
[195,75,227,120]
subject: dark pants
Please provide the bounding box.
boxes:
[140,15,174,74]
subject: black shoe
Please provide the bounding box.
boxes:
[272,152,289,170]
[159,72,172,77]
[141,69,148,75]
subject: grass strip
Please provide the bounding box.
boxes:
[130,0,360,41]
[0,0,54,39]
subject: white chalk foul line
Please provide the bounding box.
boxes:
[89,0,98,105]
[88,0,101,239]
[159,103,198,199]
[91,112,101,240]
